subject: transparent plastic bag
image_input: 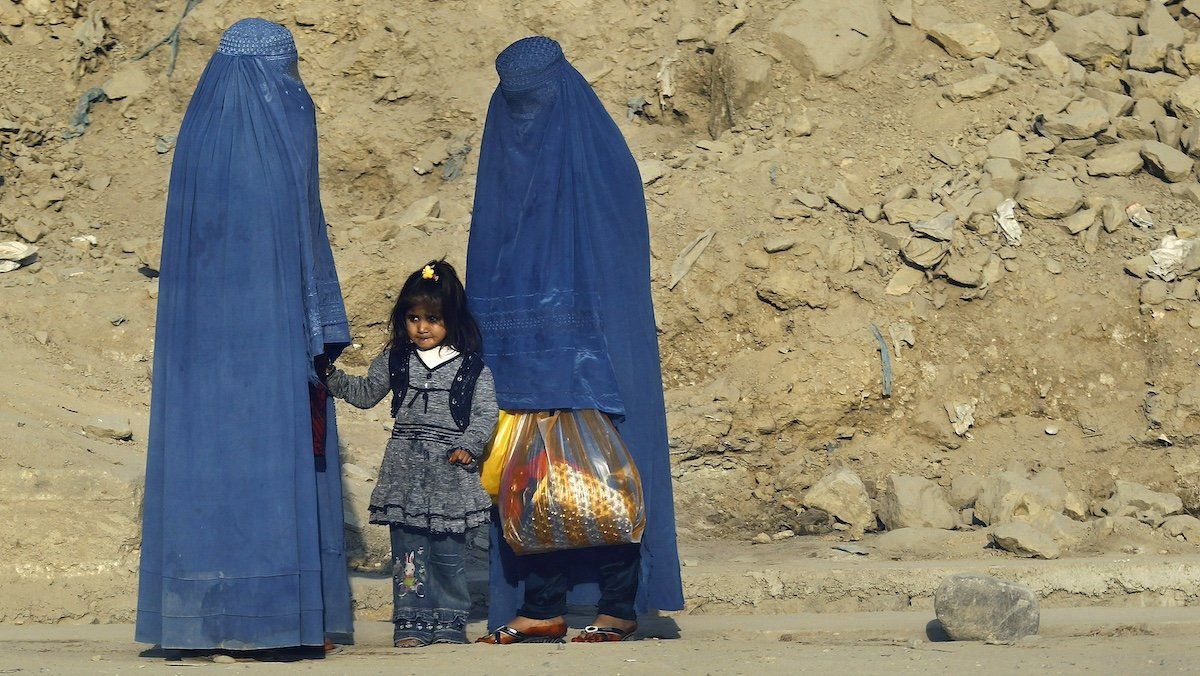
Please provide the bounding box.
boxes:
[498,410,646,555]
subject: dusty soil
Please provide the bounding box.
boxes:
[1,619,1198,675]
[3,0,1200,625]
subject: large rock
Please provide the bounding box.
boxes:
[1086,141,1144,176]
[1162,514,1200,541]
[1016,176,1084,218]
[987,131,1025,163]
[975,470,1064,525]
[801,468,875,537]
[935,574,1040,643]
[1099,481,1184,525]
[769,0,893,78]
[1128,35,1170,72]
[878,474,957,530]
[1141,140,1195,182]
[1141,1,1186,47]
[1040,98,1110,139]
[882,198,943,224]
[1027,41,1082,81]
[989,522,1062,559]
[1170,76,1200,126]
[926,22,1001,59]
[1050,11,1131,66]
[1125,71,1185,105]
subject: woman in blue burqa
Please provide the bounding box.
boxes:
[468,36,684,644]
[136,18,354,652]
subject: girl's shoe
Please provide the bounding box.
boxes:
[394,637,430,649]
[475,619,567,644]
[571,624,638,643]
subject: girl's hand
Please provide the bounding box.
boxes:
[448,449,474,465]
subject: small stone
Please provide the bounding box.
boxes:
[89,175,111,192]
[1027,41,1077,80]
[756,269,829,310]
[1125,254,1154,277]
[1141,141,1195,182]
[926,22,1001,59]
[637,159,669,186]
[944,73,1008,102]
[14,217,46,243]
[212,655,237,664]
[935,574,1040,643]
[827,180,863,214]
[989,522,1062,559]
[764,236,796,253]
[786,112,814,137]
[752,532,772,545]
[1141,279,1170,305]
[984,159,1022,198]
[930,143,963,167]
[31,188,66,210]
[34,331,49,345]
[795,191,825,209]
[771,529,796,541]
[83,415,133,441]
[1045,425,1059,435]
[1061,209,1096,235]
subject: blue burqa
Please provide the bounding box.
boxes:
[135,19,354,650]
[466,36,685,629]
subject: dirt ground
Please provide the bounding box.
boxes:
[1,620,1198,675]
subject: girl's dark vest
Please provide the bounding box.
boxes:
[388,344,485,431]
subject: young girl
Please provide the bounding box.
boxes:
[326,260,497,647]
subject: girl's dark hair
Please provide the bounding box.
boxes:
[389,259,482,353]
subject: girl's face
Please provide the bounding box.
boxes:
[405,302,447,350]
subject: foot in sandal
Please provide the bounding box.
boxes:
[476,617,567,644]
[571,615,637,643]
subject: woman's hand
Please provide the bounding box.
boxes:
[448,449,475,465]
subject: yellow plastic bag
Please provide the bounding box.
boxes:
[480,411,518,499]
[498,410,645,555]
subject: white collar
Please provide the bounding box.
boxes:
[416,345,460,369]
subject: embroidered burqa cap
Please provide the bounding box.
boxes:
[135,18,353,650]
[467,36,684,628]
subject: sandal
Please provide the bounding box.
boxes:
[475,620,567,645]
[571,624,638,643]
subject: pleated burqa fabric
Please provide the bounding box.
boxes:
[135,18,353,650]
[465,36,684,630]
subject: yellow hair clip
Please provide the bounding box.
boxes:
[422,265,437,280]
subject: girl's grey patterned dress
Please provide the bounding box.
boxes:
[327,347,497,644]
